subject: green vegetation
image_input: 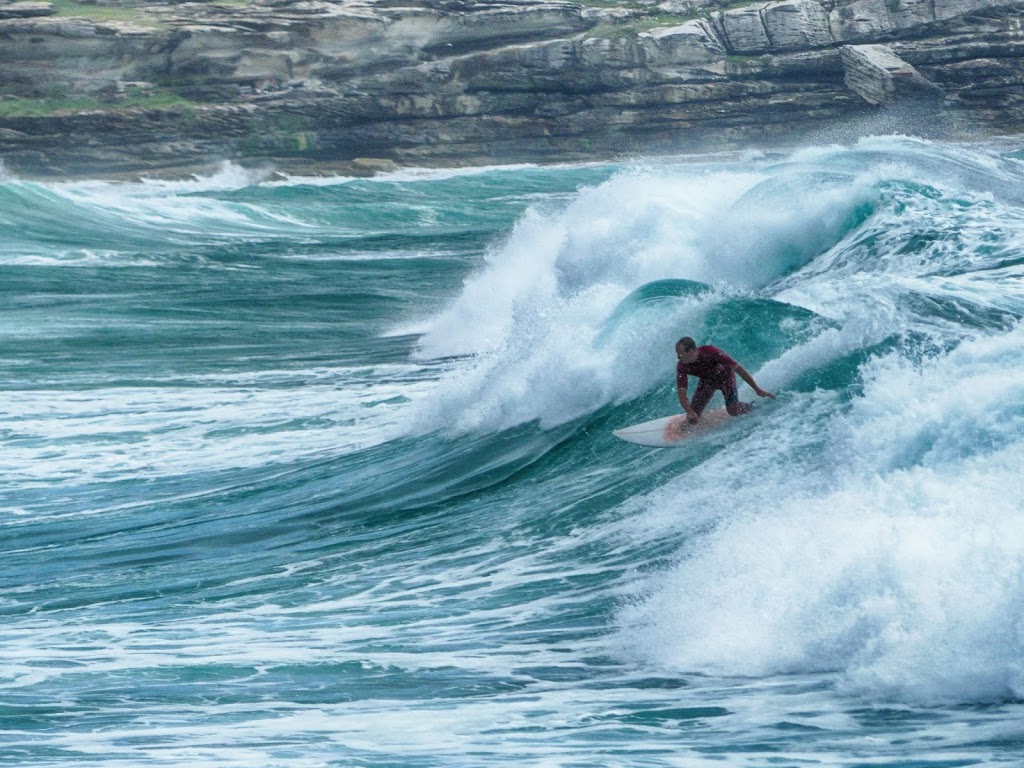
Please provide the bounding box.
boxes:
[0,91,197,117]
[49,0,253,24]
[715,0,776,10]
[49,0,164,25]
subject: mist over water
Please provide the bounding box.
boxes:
[3,137,1024,766]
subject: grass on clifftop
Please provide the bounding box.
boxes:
[50,0,164,25]
[0,92,196,117]
[50,0,252,24]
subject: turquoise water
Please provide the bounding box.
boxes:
[3,137,1024,766]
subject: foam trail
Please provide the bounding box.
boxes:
[0,366,424,490]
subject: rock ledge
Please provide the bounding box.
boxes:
[0,0,1021,177]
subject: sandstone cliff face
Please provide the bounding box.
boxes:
[0,0,1021,176]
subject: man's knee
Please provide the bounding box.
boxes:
[726,402,752,416]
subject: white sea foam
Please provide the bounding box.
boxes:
[57,181,300,240]
[402,137,1024,439]
[0,365,426,493]
[0,164,320,253]
[620,324,1024,705]
[408,167,775,433]
[849,324,1024,472]
[138,160,277,192]
[408,151,892,434]
[414,167,754,362]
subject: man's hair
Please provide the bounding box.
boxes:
[677,336,697,352]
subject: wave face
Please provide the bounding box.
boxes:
[4,139,1024,766]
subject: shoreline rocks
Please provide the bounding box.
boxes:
[0,0,1021,179]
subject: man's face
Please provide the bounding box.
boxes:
[677,346,698,364]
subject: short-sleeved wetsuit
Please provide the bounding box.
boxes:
[676,345,751,416]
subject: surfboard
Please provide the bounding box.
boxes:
[612,408,731,447]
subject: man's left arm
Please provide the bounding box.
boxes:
[733,364,776,400]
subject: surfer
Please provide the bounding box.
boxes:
[675,336,775,423]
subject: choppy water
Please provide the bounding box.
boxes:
[3,136,1024,767]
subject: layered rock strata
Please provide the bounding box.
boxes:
[0,0,1021,177]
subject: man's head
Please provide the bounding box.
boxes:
[676,336,698,363]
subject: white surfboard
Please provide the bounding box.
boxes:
[613,408,731,447]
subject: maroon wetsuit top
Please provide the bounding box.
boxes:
[676,345,737,391]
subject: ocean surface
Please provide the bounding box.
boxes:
[3,136,1024,767]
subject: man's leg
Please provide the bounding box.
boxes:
[722,374,752,416]
[690,380,715,416]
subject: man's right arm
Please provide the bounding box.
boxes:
[676,376,699,422]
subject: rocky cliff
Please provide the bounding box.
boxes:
[0,0,1022,177]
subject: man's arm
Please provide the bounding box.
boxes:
[677,383,699,422]
[733,364,776,400]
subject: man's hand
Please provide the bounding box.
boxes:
[754,387,776,400]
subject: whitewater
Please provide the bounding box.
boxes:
[3,135,1024,767]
